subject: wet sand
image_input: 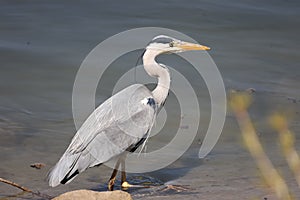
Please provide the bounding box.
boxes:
[1,90,300,199]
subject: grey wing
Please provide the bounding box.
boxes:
[48,84,157,187]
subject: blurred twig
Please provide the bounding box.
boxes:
[0,177,52,199]
[229,93,293,200]
[270,113,300,188]
[0,178,32,193]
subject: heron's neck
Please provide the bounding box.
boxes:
[143,50,170,106]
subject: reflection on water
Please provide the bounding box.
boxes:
[0,0,300,199]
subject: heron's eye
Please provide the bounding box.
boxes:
[169,41,174,47]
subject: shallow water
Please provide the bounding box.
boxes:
[0,0,300,199]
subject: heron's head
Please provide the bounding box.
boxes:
[146,35,210,54]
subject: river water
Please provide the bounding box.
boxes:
[0,0,300,199]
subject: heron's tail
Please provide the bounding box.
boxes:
[47,153,80,187]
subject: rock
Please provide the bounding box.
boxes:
[30,163,46,169]
[52,190,132,200]
[287,96,297,103]
[245,88,256,94]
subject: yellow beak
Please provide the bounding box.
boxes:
[178,42,210,51]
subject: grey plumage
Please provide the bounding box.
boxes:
[48,84,156,187]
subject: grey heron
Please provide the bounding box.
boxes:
[47,35,210,190]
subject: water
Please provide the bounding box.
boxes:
[0,0,300,199]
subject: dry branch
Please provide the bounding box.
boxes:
[0,177,52,199]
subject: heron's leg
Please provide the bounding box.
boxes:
[121,156,132,189]
[108,158,121,191]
